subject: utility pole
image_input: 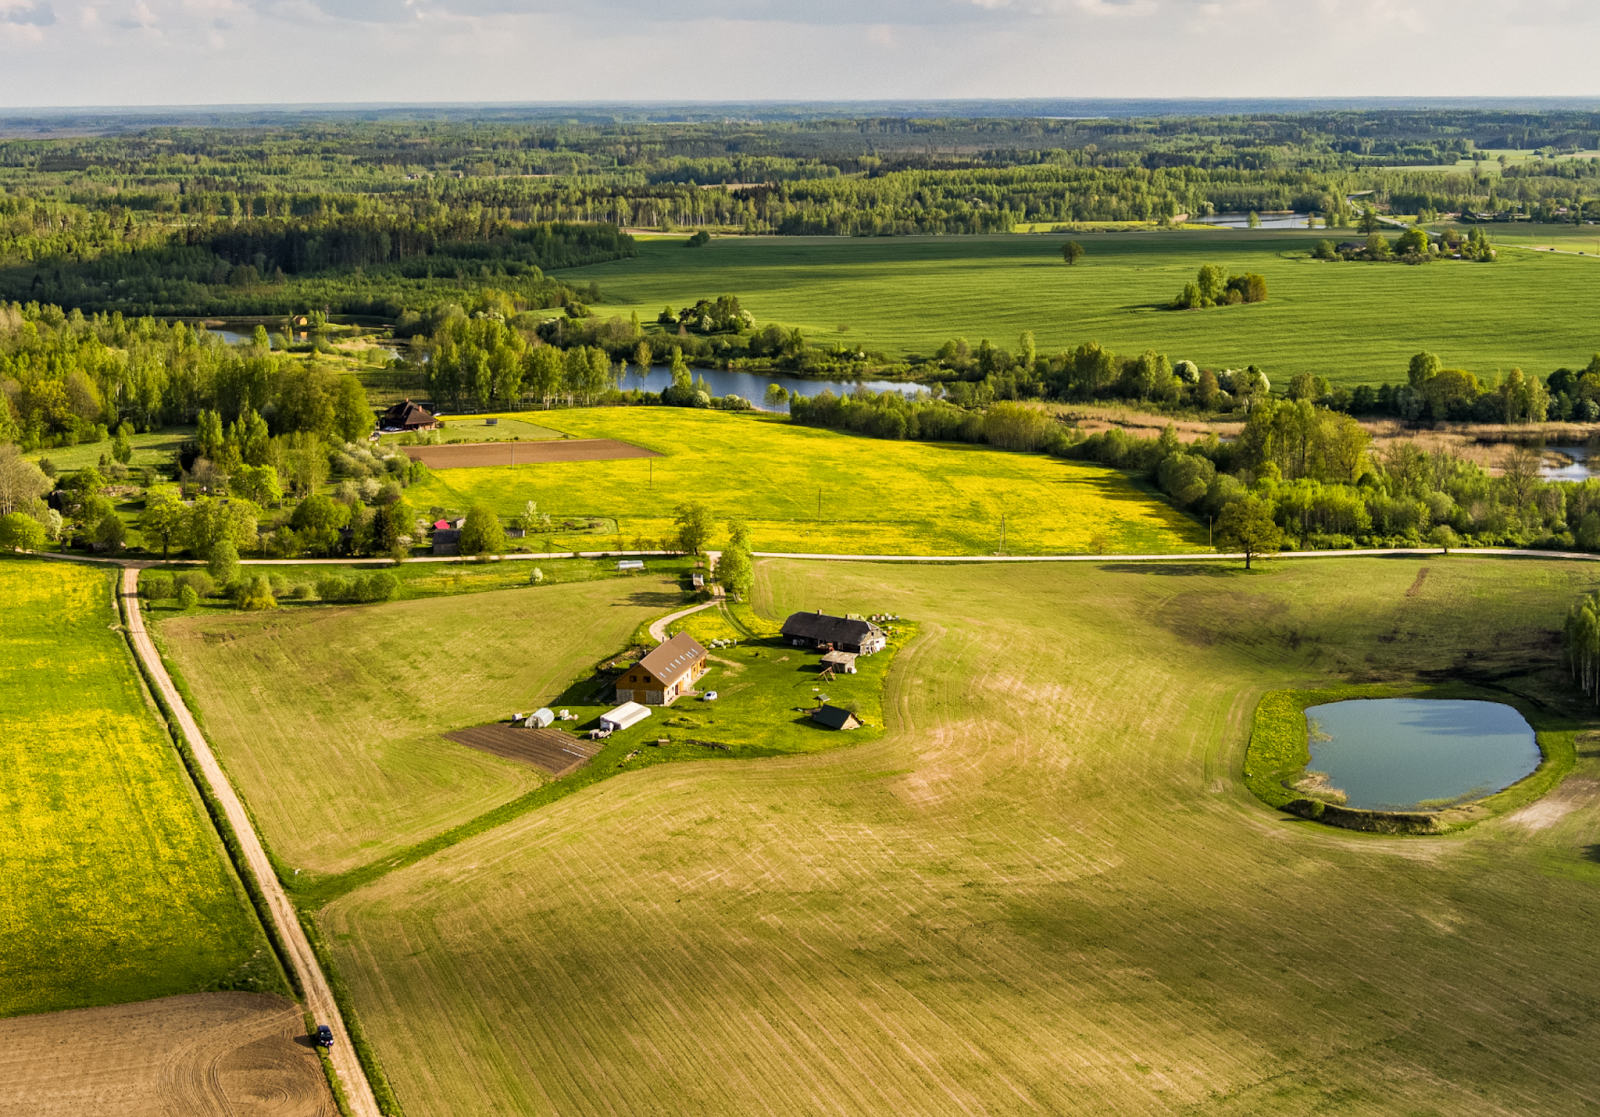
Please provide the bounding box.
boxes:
[999,512,1006,556]
[817,487,822,518]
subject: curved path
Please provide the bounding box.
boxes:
[648,600,717,644]
[118,568,382,1117]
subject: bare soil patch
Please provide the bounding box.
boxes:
[445,724,603,776]
[403,439,659,469]
[0,992,331,1117]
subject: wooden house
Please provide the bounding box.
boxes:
[820,650,858,675]
[380,399,440,432]
[615,632,708,706]
[781,611,887,655]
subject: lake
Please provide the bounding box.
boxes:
[1540,445,1598,482]
[1303,698,1540,811]
[1191,212,1317,230]
[619,366,921,412]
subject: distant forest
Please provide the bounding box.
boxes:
[3,108,1600,318]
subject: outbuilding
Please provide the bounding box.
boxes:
[522,708,555,729]
[781,611,888,655]
[810,705,863,731]
[600,701,652,732]
[615,632,708,706]
[617,559,645,571]
[820,650,858,675]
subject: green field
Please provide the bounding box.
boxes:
[160,574,692,878]
[404,407,1207,556]
[562,232,1600,387]
[0,559,278,1016]
[316,554,1600,1116]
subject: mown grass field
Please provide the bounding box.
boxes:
[321,554,1600,1116]
[160,573,689,878]
[0,559,277,1016]
[403,407,1207,556]
[564,232,1600,387]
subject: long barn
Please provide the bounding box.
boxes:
[780,612,887,655]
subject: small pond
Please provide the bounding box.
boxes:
[1540,445,1599,482]
[1303,699,1540,811]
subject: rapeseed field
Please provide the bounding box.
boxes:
[403,408,1207,556]
[0,560,275,1015]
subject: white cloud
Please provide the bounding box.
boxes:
[0,0,1596,106]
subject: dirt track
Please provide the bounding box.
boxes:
[118,569,383,1117]
[402,438,658,469]
[0,992,332,1116]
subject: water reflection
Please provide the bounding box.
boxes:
[1191,212,1317,230]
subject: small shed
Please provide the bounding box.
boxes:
[691,573,705,588]
[432,529,460,556]
[820,650,858,675]
[811,705,862,731]
[600,701,652,732]
[523,708,555,729]
[617,559,645,571]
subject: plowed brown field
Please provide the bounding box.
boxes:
[0,992,332,1117]
[402,438,657,469]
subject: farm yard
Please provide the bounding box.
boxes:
[403,407,1207,556]
[313,554,1600,1117]
[563,232,1600,389]
[0,559,280,1018]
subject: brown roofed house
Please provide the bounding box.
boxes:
[380,399,440,432]
[616,632,708,706]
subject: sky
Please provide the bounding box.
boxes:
[0,0,1596,108]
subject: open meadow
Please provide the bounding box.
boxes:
[318,554,1600,1116]
[402,407,1207,556]
[160,573,689,879]
[0,559,277,1017]
[566,232,1600,387]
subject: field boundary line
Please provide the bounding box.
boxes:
[750,546,1600,563]
[117,568,386,1117]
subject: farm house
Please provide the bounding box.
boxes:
[379,399,440,432]
[615,633,708,706]
[600,702,651,732]
[780,612,888,655]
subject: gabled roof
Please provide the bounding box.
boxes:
[781,611,884,646]
[637,632,707,682]
[381,399,436,427]
[811,704,861,730]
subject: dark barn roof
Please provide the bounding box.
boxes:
[638,632,707,682]
[811,705,861,730]
[381,399,437,429]
[781,612,884,646]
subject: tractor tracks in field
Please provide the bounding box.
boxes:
[117,567,383,1117]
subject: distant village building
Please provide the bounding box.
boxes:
[380,399,440,432]
[781,612,888,655]
[432,528,460,556]
[615,632,708,706]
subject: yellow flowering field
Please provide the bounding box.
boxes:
[0,560,277,1016]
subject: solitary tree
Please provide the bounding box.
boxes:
[1061,241,1085,266]
[0,444,53,516]
[208,540,240,586]
[1215,496,1283,570]
[764,383,790,409]
[138,490,185,558]
[0,512,46,552]
[459,503,506,556]
[674,501,713,555]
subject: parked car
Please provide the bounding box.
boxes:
[702,691,718,702]
[314,1024,334,1048]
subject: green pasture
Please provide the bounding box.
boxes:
[0,559,278,1016]
[319,553,1600,1117]
[160,574,693,878]
[24,426,191,474]
[402,407,1207,556]
[562,232,1600,387]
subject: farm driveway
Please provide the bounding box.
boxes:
[119,569,382,1117]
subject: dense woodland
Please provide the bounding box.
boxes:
[3,109,1600,320]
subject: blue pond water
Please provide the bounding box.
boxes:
[1304,699,1540,811]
